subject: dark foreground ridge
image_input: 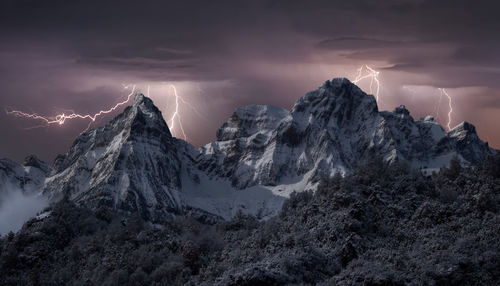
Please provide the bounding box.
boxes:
[1,155,499,285]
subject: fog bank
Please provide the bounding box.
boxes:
[0,189,48,235]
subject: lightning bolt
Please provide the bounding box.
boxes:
[7,81,204,142]
[167,84,187,140]
[400,85,454,130]
[435,89,444,121]
[148,83,203,141]
[353,65,381,102]
[5,85,136,130]
[438,88,453,130]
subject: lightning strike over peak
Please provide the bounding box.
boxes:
[167,84,188,141]
[7,80,204,143]
[435,89,444,121]
[438,88,453,131]
[353,65,381,102]
[147,83,204,141]
[5,85,136,130]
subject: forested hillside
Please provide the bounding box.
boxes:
[1,155,499,286]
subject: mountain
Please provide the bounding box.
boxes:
[42,94,187,222]
[42,94,283,222]
[199,78,494,191]
[2,78,496,222]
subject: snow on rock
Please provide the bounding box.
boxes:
[446,121,494,163]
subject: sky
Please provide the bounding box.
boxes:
[0,0,499,163]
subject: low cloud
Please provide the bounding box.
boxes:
[0,188,48,235]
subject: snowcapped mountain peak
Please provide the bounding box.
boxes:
[128,93,172,137]
[128,93,172,138]
[291,78,378,129]
[51,93,172,174]
[44,93,184,222]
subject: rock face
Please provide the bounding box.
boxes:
[1,78,496,221]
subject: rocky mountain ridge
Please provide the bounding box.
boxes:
[0,78,495,221]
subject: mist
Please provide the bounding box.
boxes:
[0,188,48,235]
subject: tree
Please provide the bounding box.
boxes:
[442,155,462,179]
[182,240,200,274]
[481,153,500,179]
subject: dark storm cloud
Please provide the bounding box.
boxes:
[4,0,498,83]
[311,0,500,87]
[0,0,499,162]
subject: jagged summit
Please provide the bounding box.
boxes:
[52,93,172,174]
[449,121,477,138]
[121,92,172,136]
[131,93,167,124]
[393,105,411,116]
[292,78,378,118]
[134,92,146,104]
